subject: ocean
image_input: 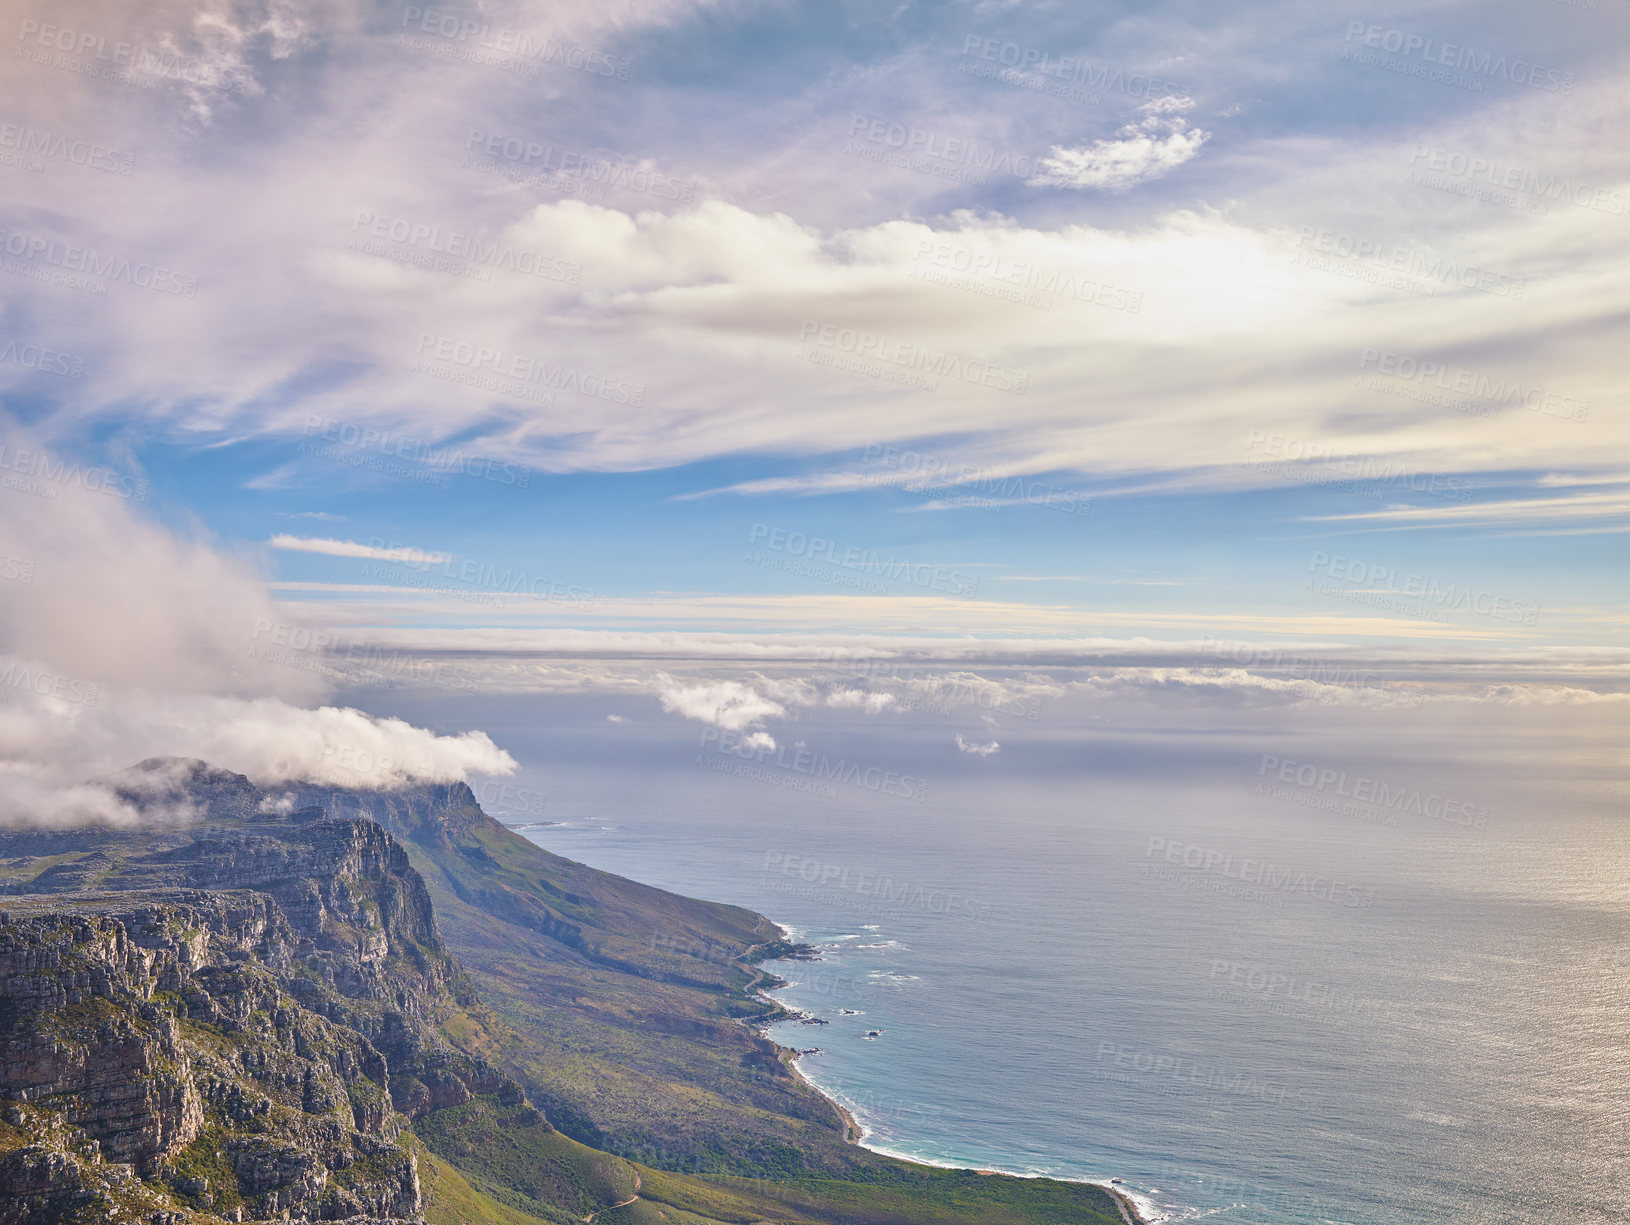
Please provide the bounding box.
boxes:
[391,693,1630,1224]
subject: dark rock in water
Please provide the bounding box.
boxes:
[752,938,821,962]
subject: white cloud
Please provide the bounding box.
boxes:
[0,677,518,826]
[955,734,1001,756]
[0,453,517,823]
[1030,96,1211,191]
[3,1,1628,511]
[269,535,453,566]
[826,689,897,712]
[655,675,787,730]
[180,699,517,787]
[0,445,314,702]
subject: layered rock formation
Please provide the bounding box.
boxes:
[0,762,522,1225]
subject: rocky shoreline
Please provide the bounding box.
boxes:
[747,932,1155,1224]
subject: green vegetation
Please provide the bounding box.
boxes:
[414,1138,560,1225]
[0,764,1134,1225]
[351,784,1131,1224]
[167,1125,247,1217]
[416,1095,639,1224]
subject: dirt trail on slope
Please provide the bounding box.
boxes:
[585,1172,642,1222]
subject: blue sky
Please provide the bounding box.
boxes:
[1,0,1627,803]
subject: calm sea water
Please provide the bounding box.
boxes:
[389,694,1630,1224]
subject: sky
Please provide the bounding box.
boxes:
[1,0,1627,814]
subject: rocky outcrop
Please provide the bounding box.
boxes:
[0,781,526,1225]
[0,894,424,1223]
[279,784,489,853]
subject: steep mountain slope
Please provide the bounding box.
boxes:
[0,760,1128,1225]
[279,781,847,1174]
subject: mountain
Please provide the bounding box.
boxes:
[0,759,1131,1225]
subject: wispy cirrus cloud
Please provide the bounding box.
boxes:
[269,535,453,566]
[1311,487,1630,530]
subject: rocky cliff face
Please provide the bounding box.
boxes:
[0,764,527,1225]
[279,784,487,853]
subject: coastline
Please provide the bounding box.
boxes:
[752,928,1160,1225]
[785,1049,864,1144]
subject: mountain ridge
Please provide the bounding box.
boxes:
[0,759,1130,1225]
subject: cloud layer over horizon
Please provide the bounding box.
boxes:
[2,0,1627,824]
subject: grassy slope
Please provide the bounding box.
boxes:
[298,784,859,1176]
[307,785,1129,1225]
[414,1096,639,1224]
[412,1097,1125,1225]
[0,768,1126,1225]
[413,1139,558,1225]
